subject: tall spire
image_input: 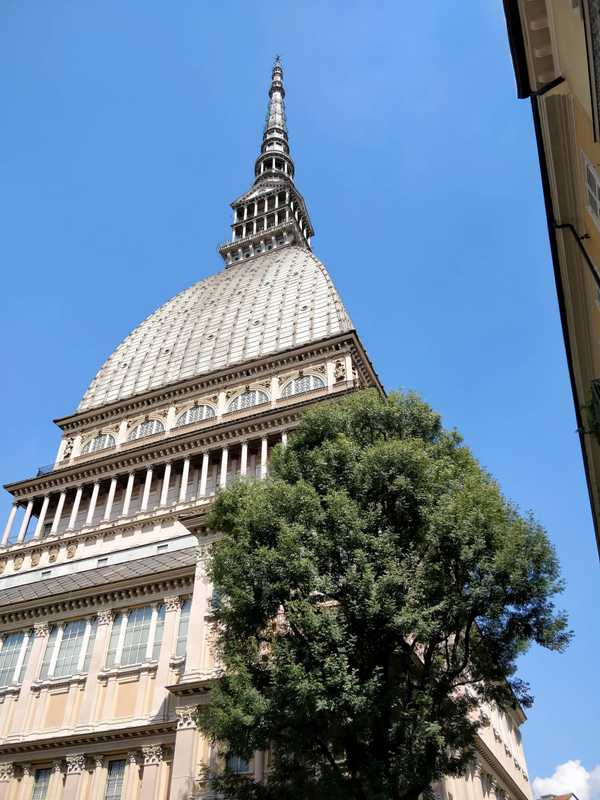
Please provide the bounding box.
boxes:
[219,58,314,267]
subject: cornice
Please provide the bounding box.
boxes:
[54,333,369,433]
[0,720,176,758]
[0,566,194,629]
[474,734,530,800]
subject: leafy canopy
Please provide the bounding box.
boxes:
[198,389,570,800]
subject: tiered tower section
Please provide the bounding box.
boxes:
[219,57,314,266]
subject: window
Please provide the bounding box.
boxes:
[39,618,97,679]
[227,389,269,413]
[584,152,600,231]
[0,631,31,686]
[32,768,52,800]
[175,599,191,657]
[104,760,126,800]
[127,419,164,442]
[106,605,165,667]
[176,404,216,427]
[81,433,116,455]
[281,374,326,398]
[226,754,251,774]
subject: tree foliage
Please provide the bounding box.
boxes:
[197,389,570,800]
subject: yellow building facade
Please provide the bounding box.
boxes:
[504,0,600,555]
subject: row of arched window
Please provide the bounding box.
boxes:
[80,374,326,455]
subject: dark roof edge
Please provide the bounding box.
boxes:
[502,0,533,98]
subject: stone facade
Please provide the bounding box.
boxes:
[0,60,531,800]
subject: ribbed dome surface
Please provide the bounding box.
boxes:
[78,246,353,412]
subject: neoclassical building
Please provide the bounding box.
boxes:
[0,60,531,800]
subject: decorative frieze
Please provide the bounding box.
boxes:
[164,596,181,612]
[0,762,13,781]
[96,610,113,626]
[176,706,198,730]
[33,622,50,638]
[66,753,86,774]
[141,744,163,766]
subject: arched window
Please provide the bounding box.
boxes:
[281,374,326,398]
[176,404,215,427]
[81,433,116,455]
[227,389,269,413]
[127,419,164,442]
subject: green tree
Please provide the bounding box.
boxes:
[198,389,570,800]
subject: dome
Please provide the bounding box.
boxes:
[78,246,353,412]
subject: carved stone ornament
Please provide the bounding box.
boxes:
[334,359,345,382]
[48,547,59,563]
[176,706,198,730]
[66,753,86,775]
[13,556,23,571]
[164,596,181,612]
[31,551,41,567]
[93,756,105,770]
[52,760,64,775]
[19,764,31,778]
[63,438,74,459]
[67,543,77,559]
[33,622,50,638]
[96,609,114,626]
[127,751,141,766]
[141,745,163,766]
[0,762,13,782]
[314,363,326,374]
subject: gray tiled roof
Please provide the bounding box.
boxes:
[0,548,197,608]
[78,246,353,411]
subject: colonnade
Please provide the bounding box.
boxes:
[2,433,284,548]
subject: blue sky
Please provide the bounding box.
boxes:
[0,0,597,789]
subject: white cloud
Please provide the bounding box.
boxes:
[533,760,600,800]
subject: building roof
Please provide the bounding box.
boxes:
[0,548,197,608]
[78,245,353,412]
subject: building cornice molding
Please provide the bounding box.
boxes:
[474,735,529,800]
[0,568,194,629]
[0,720,176,758]
[55,332,377,433]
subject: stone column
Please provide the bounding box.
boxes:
[160,462,172,507]
[33,495,50,539]
[78,610,113,724]
[122,472,135,517]
[140,745,163,800]
[62,754,86,800]
[199,454,209,498]
[179,458,190,503]
[220,448,229,489]
[123,751,141,800]
[0,763,13,800]
[103,477,118,521]
[1,504,18,546]
[16,764,32,800]
[11,623,48,733]
[86,757,104,800]
[141,467,154,512]
[67,486,83,530]
[50,491,67,535]
[260,437,268,479]
[183,551,210,679]
[169,708,198,800]
[281,431,288,447]
[47,760,65,800]
[240,442,248,477]
[153,596,181,718]
[85,482,100,526]
[16,499,34,544]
